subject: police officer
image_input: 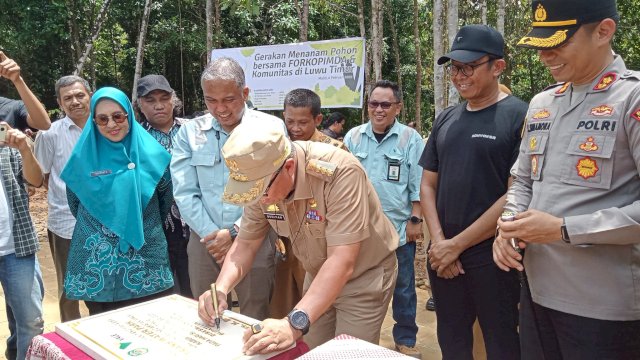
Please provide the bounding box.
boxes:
[494,0,640,358]
[197,121,398,356]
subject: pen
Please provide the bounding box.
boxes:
[210,283,220,331]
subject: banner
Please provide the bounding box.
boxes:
[211,37,365,110]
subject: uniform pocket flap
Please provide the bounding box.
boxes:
[525,133,549,155]
[565,134,615,159]
[190,152,216,166]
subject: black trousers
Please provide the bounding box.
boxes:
[428,261,520,360]
[520,286,640,360]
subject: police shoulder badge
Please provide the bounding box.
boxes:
[632,108,640,122]
[593,72,617,91]
[576,157,599,179]
[529,136,538,151]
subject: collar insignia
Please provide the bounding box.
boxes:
[593,72,617,91]
[554,82,571,96]
[590,105,614,117]
[579,137,599,152]
[632,108,640,122]
[576,157,599,179]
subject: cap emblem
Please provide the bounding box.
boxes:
[534,4,547,22]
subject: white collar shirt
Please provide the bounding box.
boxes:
[34,116,83,238]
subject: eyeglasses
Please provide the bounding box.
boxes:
[368,101,400,110]
[262,164,284,197]
[94,112,128,126]
[445,59,493,77]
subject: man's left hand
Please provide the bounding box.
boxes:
[406,221,423,242]
[429,238,462,272]
[1,123,29,152]
[242,318,298,355]
[499,209,562,244]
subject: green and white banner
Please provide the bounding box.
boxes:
[211,37,365,110]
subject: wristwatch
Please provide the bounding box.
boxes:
[287,309,310,335]
[561,218,570,244]
[409,216,423,224]
[228,226,238,241]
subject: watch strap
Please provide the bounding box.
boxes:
[561,218,570,244]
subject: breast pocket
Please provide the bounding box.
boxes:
[525,133,549,181]
[302,222,327,268]
[383,150,408,184]
[189,152,218,190]
[560,133,616,189]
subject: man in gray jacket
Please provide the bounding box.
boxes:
[494,0,640,358]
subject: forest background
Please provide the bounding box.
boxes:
[1,0,640,135]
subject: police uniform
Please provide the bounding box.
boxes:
[507,0,640,357]
[221,127,398,348]
[269,129,347,319]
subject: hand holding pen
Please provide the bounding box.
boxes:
[197,283,228,327]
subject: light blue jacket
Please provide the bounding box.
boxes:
[344,121,424,246]
[170,109,284,238]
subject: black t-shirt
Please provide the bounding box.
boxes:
[419,95,528,268]
[0,96,29,130]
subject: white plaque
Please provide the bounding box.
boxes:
[56,295,288,360]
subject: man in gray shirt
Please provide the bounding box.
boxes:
[494,0,640,358]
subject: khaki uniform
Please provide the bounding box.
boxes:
[309,129,349,151]
[239,141,398,347]
[269,130,347,319]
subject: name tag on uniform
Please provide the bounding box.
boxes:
[90,169,112,177]
[387,160,400,182]
[264,204,285,221]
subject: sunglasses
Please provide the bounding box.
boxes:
[263,164,284,197]
[94,112,128,126]
[367,101,399,110]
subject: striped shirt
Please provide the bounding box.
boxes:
[34,116,83,239]
[0,146,39,257]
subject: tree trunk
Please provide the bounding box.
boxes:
[131,0,153,102]
[296,0,309,42]
[433,0,446,117]
[481,0,487,25]
[206,0,213,62]
[357,0,368,123]
[446,0,459,107]
[66,0,82,64]
[412,0,422,133]
[214,0,221,47]
[497,0,505,35]
[386,0,404,122]
[371,0,383,82]
[74,0,113,76]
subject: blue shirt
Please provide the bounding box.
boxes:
[64,174,174,302]
[344,121,424,246]
[170,109,285,238]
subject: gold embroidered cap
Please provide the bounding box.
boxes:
[518,0,619,50]
[221,121,291,205]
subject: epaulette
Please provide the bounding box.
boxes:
[306,159,337,182]
[620,70,640,81]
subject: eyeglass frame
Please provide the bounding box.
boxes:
[367,101,401,110]
[445,58,496,77]
[262,162,285,197]
[94,112,128,127]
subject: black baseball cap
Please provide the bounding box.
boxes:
[136,74,174,97]
[518,0,619,50]
[437,25,504,65]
